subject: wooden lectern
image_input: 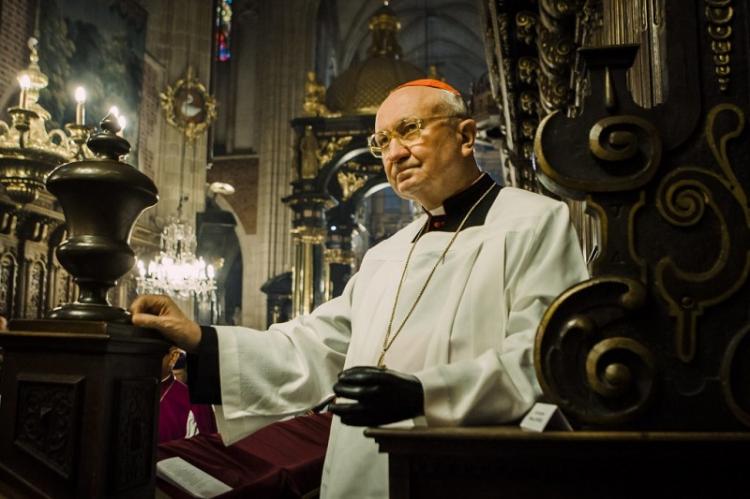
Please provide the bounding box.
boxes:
[367,426,750,499]
[0,113,163,497]
[0,320,166,498]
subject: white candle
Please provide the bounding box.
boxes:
[18,74,31,109]
[117,114,127,137]
[74,86,86,125]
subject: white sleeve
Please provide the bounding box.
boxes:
[213,273,357,444]
[185,410,198,438]
[416,201,589,426]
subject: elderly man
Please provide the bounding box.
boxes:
[131,78,588,498]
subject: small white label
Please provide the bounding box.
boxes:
[520,402,573,432]
[157,456,232,498]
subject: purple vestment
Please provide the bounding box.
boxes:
[159,374,217,444]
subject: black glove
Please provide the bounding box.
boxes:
[329,366,424,426]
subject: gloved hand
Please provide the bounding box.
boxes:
[329,366,424,426]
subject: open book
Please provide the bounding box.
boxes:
[157,456,232,498]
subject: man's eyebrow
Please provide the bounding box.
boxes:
[377,117,412,131]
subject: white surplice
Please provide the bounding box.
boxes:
[211,187,589,498]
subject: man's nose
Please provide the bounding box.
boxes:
[384,138,410,162]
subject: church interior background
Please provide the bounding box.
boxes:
[0,0,504,330]
[2,0,750,496]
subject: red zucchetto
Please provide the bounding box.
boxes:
[392,78,461,96]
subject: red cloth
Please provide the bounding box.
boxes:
[159,375,218,444]
[157,412,332,498]
[393,78,461,95]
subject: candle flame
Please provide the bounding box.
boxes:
[74,86,87,103]
[18,74,31,89]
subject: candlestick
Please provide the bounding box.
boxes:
[117,115,127,137]
[18,74,31,109]
[74,86,86,125]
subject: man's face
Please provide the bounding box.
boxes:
[375,86,472,209]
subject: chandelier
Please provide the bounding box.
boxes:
[0,38,92,204]
[136,217,217,300]
[136,57,218,301]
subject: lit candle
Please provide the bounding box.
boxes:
[108,105,120,118]
[117,114,127,137]
[18,74,31,109]
[74,86,86,125]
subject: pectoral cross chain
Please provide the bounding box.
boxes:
[377,351,387,369]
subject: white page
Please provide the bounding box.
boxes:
[157,456,232,498]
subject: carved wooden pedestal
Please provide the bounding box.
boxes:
[0,320,167,498]
[367,426,750,499]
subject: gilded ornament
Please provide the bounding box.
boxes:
[519,92,539,115]
[303,71,339,117]
[291,226,327,244]
[427,65,445,81]
[0,38,94,204]
[300,126,320,179]
[704,0,733,92]
[316,136,353,167]
[517,57,539,85]
[653,104,750,363]
[160,67,218,143]
[521,120,537,140]
[324,248,356,266]
[535,5,577,114]
[515,11,537,45]
[539,29,574,68]
[539,73,572,114]
[521,141,534,160]
[540,0,580,19]
[345,160,383,175]
[336,171,367,201]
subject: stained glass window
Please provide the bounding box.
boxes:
[216,0,232,61]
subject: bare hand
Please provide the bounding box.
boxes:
[130,295,202,352]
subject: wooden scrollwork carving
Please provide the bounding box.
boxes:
[535,277,656,425]
[534,8,750,429]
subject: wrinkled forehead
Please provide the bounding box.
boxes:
[375,86,443,131]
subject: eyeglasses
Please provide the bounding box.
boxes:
[368,115,459,158]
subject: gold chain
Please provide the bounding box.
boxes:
[160,375,176,403]
[377,179,497,368]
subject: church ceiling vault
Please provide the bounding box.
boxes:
[319,0,487,95]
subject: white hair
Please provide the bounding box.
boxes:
[436,88,469,117]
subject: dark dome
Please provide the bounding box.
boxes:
[325,4,424,115]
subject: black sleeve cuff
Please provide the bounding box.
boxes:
[186,325,222,404]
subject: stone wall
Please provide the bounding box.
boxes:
[238,0,319,328]
[0,0,34,110]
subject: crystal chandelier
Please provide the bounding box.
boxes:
[136,217,217,300]
[0,38,92,204]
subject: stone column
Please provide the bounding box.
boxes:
[240,0,320,327]
[141,0,213,319]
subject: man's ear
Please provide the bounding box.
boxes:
[457,118,477,157]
